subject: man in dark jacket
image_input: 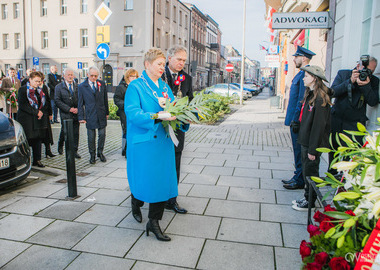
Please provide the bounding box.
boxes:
[47,65,62,124]
[78,66,109,164]
[55,68,81,159]
[329,57,379,170]
[162,45,193,214]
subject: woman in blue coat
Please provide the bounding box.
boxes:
[125,48,178,241]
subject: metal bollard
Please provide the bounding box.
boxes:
[63,119,78,198]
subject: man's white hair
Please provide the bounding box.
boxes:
[167,45,188,60]
[63,67,74,75]
[89,66,100,74]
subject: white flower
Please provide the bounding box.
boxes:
[372,200,380,219]
[366,135,376,150]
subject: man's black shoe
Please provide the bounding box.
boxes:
[54,120,60,123]
[74,152,81,159]
[281,179,295,184]
[32,161,45,168]
[165,202,188,214]
[90,155,96,164]
[50,120,54,124]
[98,153,107,162]
[283,182,304,190]
[58,146,63,155]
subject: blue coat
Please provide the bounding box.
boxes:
[78,79,109,130]
[285,70,305,126]
[125,70,178,203]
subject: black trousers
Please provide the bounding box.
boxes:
[168,151,182,205]
[301,146,320,205]
[87,127,106,155]
[29,138,42,162]
[131,194,166,220]
[58,120,80,152]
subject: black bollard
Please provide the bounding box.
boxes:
[63,119,78,198]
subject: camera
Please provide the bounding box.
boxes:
[359,55,372,81]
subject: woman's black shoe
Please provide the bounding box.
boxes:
[32,161,45,168]
[122,147,126,157]
[132,204,142,223]
[146,219,171,241]
[45,149,56,158]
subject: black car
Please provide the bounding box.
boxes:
[0,111,31,188]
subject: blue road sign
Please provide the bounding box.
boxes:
[33,57,39,66]
[96,43,110,60]
[78,62,83,69]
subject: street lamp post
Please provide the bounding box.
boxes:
[240,0,246,105]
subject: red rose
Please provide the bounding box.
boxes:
[307,224,321,237]
[328,257,351,270]
[315,252,329,265]
[313,211,326,223]
[306,262,322,270]
[345,210,355,216]
[300,240,312,260]
[324,204,337,212]
[320,218,335,232]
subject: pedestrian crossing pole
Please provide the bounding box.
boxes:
[240,0,247,105]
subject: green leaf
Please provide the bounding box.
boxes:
[362,234,369,247]
[343,218,356,228]
[376,162,380,181]
[357,122,367,132]
[317,147,331,153]
[322,189,334,201]
[316,183,327,187]
[325,227,336,238]
[331,230,345,239]
[311,176,324,183]
[339,133,354,147]
[334,191,361,200]
[337,235,345,248]
[324,211,353,220]
[335,133,342,147]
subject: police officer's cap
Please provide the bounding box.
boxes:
[292,46,316,59]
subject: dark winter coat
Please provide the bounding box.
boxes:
[114,79,127,132]
[55,81,79,121]
[47,73,62,101]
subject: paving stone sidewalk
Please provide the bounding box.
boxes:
[0,88,329,270]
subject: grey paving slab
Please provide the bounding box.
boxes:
[228,187,275,203]
[166,214,221,238]
[83,189,129,205]
[270,156,295,163]
[278,151,294,158]
[237,155,270,162]
[205,199,259,220]
[217,218,282,246]
[1,196,57,215]
[117,209,174,230]
[197,240,274,270]
[175,196,209,215]
[107,168,127,178]
[276,190,304,205]
[0,212,9,219]
[195,147,224,153]
[48,186,98,201]
[261,203,308,224]
[66,253,135,270]
[73,226,142,257]
[239,145,263,150]
[233,167,271,178]
[0,194,23,209]
[178,183,193,196]
[2,245,79,270]
[182,173,219,185]
[188,185,228,199]
[202,166,234,176]
[126,235,204,268]
[223,148,253,155]
[264,146,291,151]
[275,247,302,270]
[282,223,309,248]
[27,220,96,249]
[77,176,99,186]
[190,158,225,167]
[206,153,238,161]
[217,175,259,188]
[105,159,127,168]
[75,204,129,226]
[180,164,205,174]
[212,144,241,149]
[272,169,296,180]
[132,262,187,270]
[260,178,290,190]
[86,177,129,190]
[253,150,278,156]
[260,162,295,171]
[82,166,117,176]
[181,151,208,158]
[37,200,94,220]
[0,214,54,241]
[0,239,31,268]
[13,182,65,197]
[180,157,193,165]
[224,159,259,169]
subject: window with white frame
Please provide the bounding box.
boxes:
[2,4,8,19]
[125,62,133,68]
[3,34,9,49]
[165,32,169,49]
[82,62,88,78]
[60,0,67,15]
[178,37,182,45]
[172,35,176,45]
[61,63,68,72]
[124,26,133,46]
[15,33,21,49]
[156,0,161,14]
[165,0,169,18]
[173,6,176,22]
[41,31,48,49]
[80,29,88,47]
[125,0,133,10]
[60,30,67,48]
[42,63,49,75]
[41,0,47,16]
[179,10,182,26]
[81,0,87,14]
[360,0,373,55]
[16,64,23,77]
[5,64,10,75]
[14,3,20,19]
[156,28,161,48]
[185,14,188,29]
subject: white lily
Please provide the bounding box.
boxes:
[332,161,358,171]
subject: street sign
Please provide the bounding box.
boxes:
[78,62,83,69]
[268,45,279,55]
[94,2,112,25]
[265,55,280,62]
[227,57,241,61]
[268,62,280,68]
[96,25,110,43]
[33,57,39,66]
[272,12,330,29]
[96,43,110,60]
[225,64,234,72]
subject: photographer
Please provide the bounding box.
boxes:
[329,56,379,172]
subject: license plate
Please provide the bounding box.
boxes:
[0,158,10,169]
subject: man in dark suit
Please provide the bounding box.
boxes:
[1,67,21,118]
[329,56,379,171]
[162,45,193,214]
[78,66,109,164]
[55,68,81,159]
[47,65,62,124]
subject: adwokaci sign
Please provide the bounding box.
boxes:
[272,12,330,29]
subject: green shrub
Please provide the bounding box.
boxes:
[108,100,120,120]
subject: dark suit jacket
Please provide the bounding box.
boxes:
[331,69,379,132]
[55,81,79,121]
[1,77,21,113]
[162,66,193,152]
[47,73,62,100]
[78,78,109,130]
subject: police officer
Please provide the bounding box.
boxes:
[282,46,316,190]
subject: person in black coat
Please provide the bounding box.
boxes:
[47,65,62,124]
[78,66,109,164]
[17,71,50,167]
[39,75,55,158]
[329,57,379,173]
[55,68,81,159]
[161,45,194,214]
[114,68,138,157]
[292,66,332,211]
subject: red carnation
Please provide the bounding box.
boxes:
[313,211,326,223]
[300,240,312,260]
[307,224,321,237]
[328,257,351,270]
[306,262,322,270]
[320,218,335,232]
[345,210,355,216]
[315,252,329,266]
[324,205,337,212]
[97,81,101,88]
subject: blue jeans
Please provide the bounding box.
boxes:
[290,127,303,185]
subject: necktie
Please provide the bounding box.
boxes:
[172,73,177,82]
[68,84,73,95]
[92,82,96,93]
[11,77,14,85]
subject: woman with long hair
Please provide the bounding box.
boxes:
[114,68,138,157]
[292,65,333,211]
